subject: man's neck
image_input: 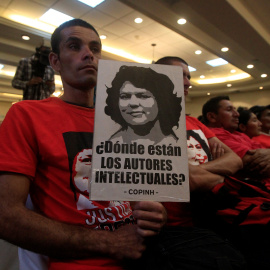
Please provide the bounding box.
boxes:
[60,88,94,107]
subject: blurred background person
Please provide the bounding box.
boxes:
[12,45,55,100]
[250,105,270,148]
[237,108,262,139]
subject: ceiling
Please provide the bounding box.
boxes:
[0,0,270,103]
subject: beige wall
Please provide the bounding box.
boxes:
[0,101,13,121]
[1,89,270,121]
[186,89,270,118]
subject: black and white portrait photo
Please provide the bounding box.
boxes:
[105,65,182,145]
[90,60,189,202]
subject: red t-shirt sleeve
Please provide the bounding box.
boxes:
[186,116,215,140]
[211,128,251,158]
[0,103,37,177]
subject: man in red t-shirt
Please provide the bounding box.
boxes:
[145,57,246,270]
[155,57,242,216]
[202,95,270,181]
[0,19,167,270]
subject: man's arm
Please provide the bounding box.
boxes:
[188,164,224,192]
[243,149,270,177]
[199,137,243,175]
[0,173,164,260]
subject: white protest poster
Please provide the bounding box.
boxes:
[89,60,189,202]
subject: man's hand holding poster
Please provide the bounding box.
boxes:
[90,60,189,202]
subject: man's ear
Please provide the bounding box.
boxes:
[206,112,218,123]
[49,52,60,73]
[238,123,246,132]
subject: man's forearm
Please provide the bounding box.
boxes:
[200,152,242,176]
[189,164,224,192]
[243,149,270,177]
[0,173,144,261]
[201,137,243,176]
[0,206,114,259]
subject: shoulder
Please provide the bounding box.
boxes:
[233,131,247,137]
[186,115,197,123]
[210,127,228,135]
[186,115,215,138]
[19,57,31,63]
[10,98,61,115]
[186,115,205,128]
[46,65,54,73]
[16,58,31,68]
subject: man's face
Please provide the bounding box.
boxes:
[214,99,240,132]
[244,113,262,138]
[171,60,191,96]
[260,108,270,132]
[51,26,101,91]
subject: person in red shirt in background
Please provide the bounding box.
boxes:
[155,57,242,225]
[237,108,262,140]
[202,96,270,269]
[250,105,270,148]
[142,57,246,270]
[202,96,270,181]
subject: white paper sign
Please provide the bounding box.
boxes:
[90,60,189,202]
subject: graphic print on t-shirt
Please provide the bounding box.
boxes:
[186,130,212,165]
[63,132,133,230]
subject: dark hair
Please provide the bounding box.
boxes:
[249,105,270,120]
[155,56,189,66]
[237,109,253,130]
[202,96,230,124]
[105,65,182,136]
[51,18,99,55]
[187,130,212,162]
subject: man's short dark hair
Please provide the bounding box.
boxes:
[155,56,189,66]
[51,18,100,55]
[202,96,230,124]
[105,65,182,136]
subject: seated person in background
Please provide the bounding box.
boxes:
[199,98,270,270]
[202,96,270,181]
[237,107,262,140]
[155,57,242,190]
[140,57,246,270]
[250,105,270,148]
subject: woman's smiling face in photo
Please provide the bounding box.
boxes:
[119,82,158,126]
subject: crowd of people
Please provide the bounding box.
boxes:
[0,18,269,270]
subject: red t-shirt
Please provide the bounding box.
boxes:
[252,133,270,148]
[0,97,133,270]
[210,128,262,158]
[163,116,215,227]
